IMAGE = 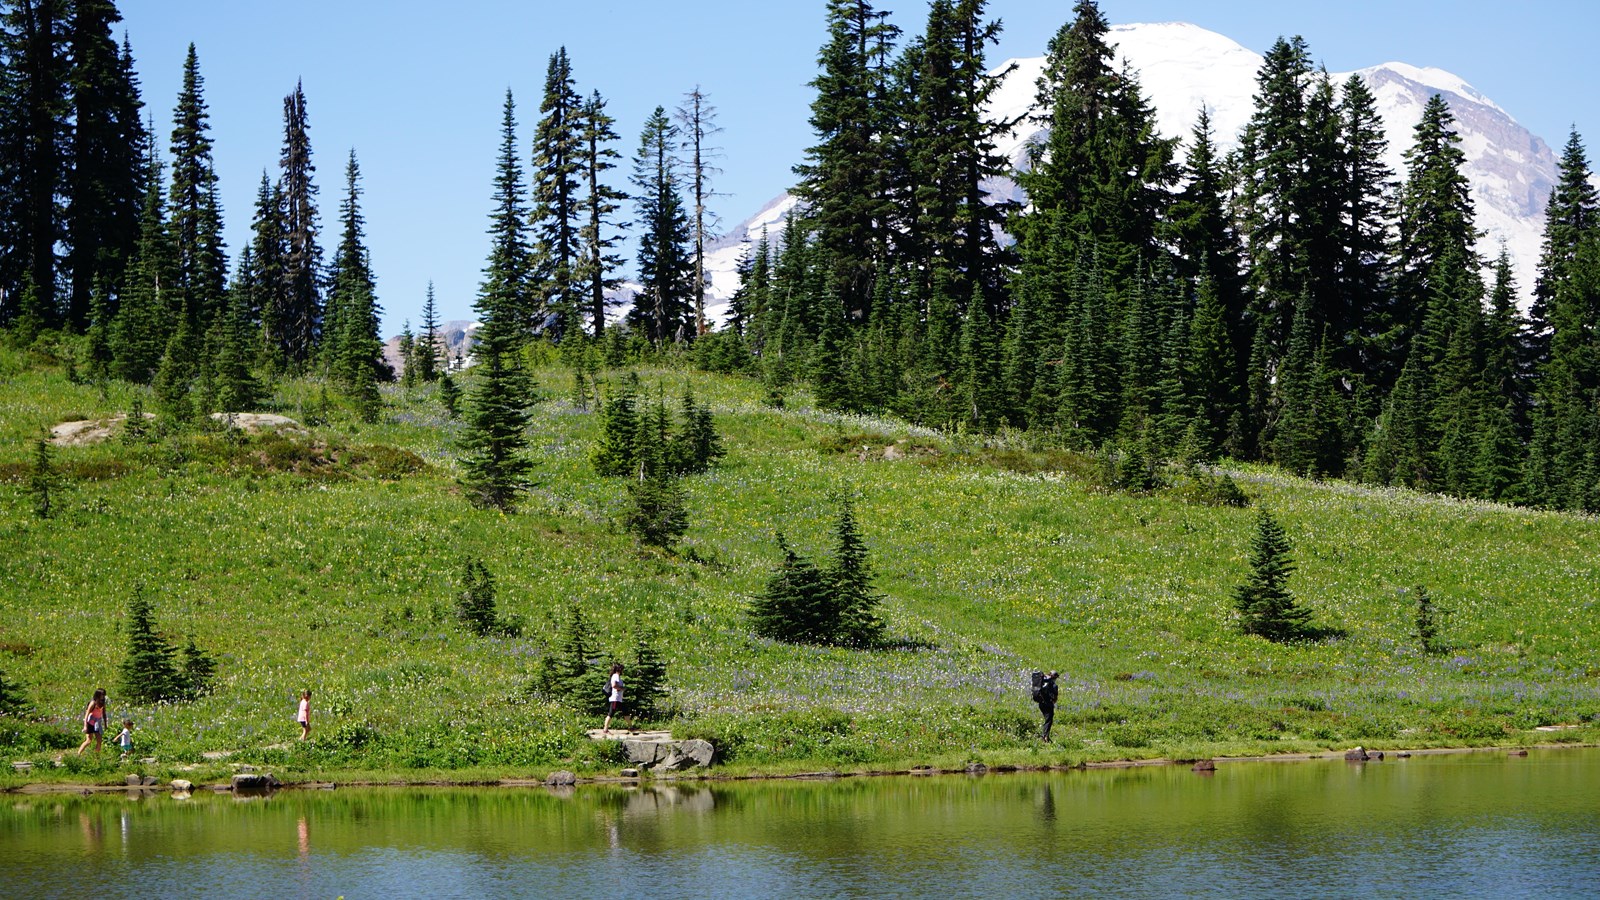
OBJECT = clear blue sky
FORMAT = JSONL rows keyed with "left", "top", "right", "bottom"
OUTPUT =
{"left": 116, "top": 1, "right": 1599, "bottom": 336}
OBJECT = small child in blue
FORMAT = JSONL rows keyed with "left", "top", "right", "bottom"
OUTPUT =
{"left": 114, "top": 720, "right": 134, "bottom": 759}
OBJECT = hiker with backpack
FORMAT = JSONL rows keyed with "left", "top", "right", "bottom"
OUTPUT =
{"left": 1031, "top": 670, "right": 1059, "bottom": 741}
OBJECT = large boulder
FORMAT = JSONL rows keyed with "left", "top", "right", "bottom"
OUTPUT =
{"left": 621, "top": 738, "right": 672, "bottom": 768}
{"left": 658, "top": 739, "right": 716, "bottom": 771}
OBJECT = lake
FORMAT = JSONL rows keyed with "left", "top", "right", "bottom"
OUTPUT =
{"left": 4, "top": 749, "right": 1598, "bottom": 898}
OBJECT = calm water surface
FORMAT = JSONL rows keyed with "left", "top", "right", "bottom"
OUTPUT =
{"left": 3, "top": 749, "right": 1598, "bottom": 898}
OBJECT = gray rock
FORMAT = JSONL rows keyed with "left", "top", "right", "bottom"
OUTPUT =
{"left": 170, "top": 779, "right": 194, "bottom": 792}
{"left": 619, "top": 768, "right": 641, "bottom": 778}
{"left": 621, "top": 738, "right": 670, "bottom": 767}
{"left": 1344, "top": 747, "right": 1369, "bottom": 761}
{"left": 659, "top": 739, "right": 716, "bottom": 771}
{"left": 1191, "top": 759, "right": 1217, "bottom": 772}
{"left": 966, "top": 763, "right": 989, "bottom": 775}
{"left": 12, "top": 760, "right": 32, "bottom": 772}
{"left": 125, "top": 774, "right": 143, "bottom": 786}
{"left": 546, "top": 770, "right": 577, "bottom": 786}
{"left": 231, "top": 773, "right": 280, "bottom": 792}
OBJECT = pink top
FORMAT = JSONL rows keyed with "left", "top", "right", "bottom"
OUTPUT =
{"left": 297, "top": 698, "right": 309, "bottom": 723}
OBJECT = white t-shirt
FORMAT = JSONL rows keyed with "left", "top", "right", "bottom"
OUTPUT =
{"left": 609, "top": 673, "right": 623, "bottom": 703}
{"left": 297, "top": 698, "right": 310, "bottom": 723}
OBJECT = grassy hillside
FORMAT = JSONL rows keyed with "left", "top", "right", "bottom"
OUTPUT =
{"left": 1, "top": 342, "right": 1596, "bottom": 784}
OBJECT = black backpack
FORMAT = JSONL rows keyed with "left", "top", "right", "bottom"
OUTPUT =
{"left": 1029, "top": 671, "right": 1045, "bottom": 703}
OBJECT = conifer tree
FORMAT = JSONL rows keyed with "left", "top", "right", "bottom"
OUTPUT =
{"left": 1233, "top": 509, "right": 1312, "bottom": 641}
{"left": 437, "top": 369, "right": 460, "bottom": 419}
{"left": 1395, "top": 94, "right": 1479, "bottom": 349}
{"left": 324, "top": 149, "right": 383, "bottom": 420}
{"left": 749, "top": 534, "right": 835, "bottom": 645}
{"left": 417, "top": 281, "right": 442, "bottom": 382}
{"left": 397, "top": 321, "right": 417, "bottom": 388}
{"left": 110, "top": 143, "right": 176, "bottom": 383}
{"left": 64, "top": 0, "right": 147, "bottom": 331}
{"left": 536, "top": 602, "right": 603, "bottom": 714}
{"left": 629, "top": 106, "right": 693, "bottom": 345}
{"left": 626, "top": 628, "right": 670, "bottom": 720}
{"left": 622, "top": 418, "right": 688, "bottom": 549}
{"left": 0, "top": 665, "right": 32, "bottom": 718}
{"left": 824, "top": 496, "right": 886, "bottom": 648}
{"left": 245, "top": 173, "right": 290, "bottom": 368}
{"left": 456, "top": 555, "right": 503, "bottom": 636}
{"left": 533, "top": 49, "right": 584, "bottom": 338}
{"left": 794, "top": 0, "right": 901, "bottom": 327}
{"left": 1019, "top": 1, "right": 1175, "bottom": 286}
{"left": 277, "top": 80, "right": 321, "bottom": 365}
{"left": 480, "top": 90, "right": 536, "bottom": 342}
{"left": 210, "top": 278, "right": 258, "bottom": 412}
{"left": 904, "top": 0, "right": 1013, "bottom": 313}
{"left": 167, "top": 44, "right": 227, "bottom": 334}
{"left": 26, "top": 433, "right": 57, "bottom": 519}
{"left": 676, "top": 87, "right": 721, "bottom": 336}
{"left": 0, "top": 0, "right": 70, "bottom": 329}
{"left": 119, "top": 586, "right": 183, "bottom": 704}
{"left": 576, "top": 89, "right": 626, "bottom": 337}
{"left": 1413, "top": 585, "right": 1443, "bottom": 654}
{"left": 177, "top": 635, "right": 217, "bottom": 697}
{"left": 1531, "top": 130, "right": 1599, "bottom": 359}
{"left": 591, "top": 372, "right": 640, "bottom": 477}
{"left": 458, "top": 340, "right": 535, "bottom": 511}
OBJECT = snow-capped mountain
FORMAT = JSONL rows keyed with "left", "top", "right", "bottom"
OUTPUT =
{"left": 701, "top": 21, "right": 1557, "bottom": 324}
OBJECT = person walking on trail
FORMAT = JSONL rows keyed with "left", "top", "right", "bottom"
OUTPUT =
{"left": 296, "top": 690, "right": 312, "bottom": 741}
{"left": 76, "top": 688, "right": 108, "bottom": 756}
{"left": 602, "top": 663, "right": 632, "bottom": 735}
{"left": 1034, "top": 671, "right": 1059, "bottom": 742}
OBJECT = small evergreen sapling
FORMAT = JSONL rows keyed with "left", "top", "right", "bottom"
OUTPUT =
{"left": 456, "top": 556, "right": 502, "bottom": 636}
{"left": 0, "top": 667, "right": 33, "bottom": 718}
{"left": 749, "top": 534, "right": 835, "bottom": 645}
{"left": 825, "top": 497, "right": 886, "bottom": 648}
{"left": 627, "top": 628, "right": 670, "bottom": 721}
{"left": 1233, "top": 510, "right": 1314, "bottom": 641}
{"left": 438, "top": 371, "right": 461, "bottom": 418}
{"left": 178, "top": 636, "right": 218, "bottom": 697}
{"left": 1414, "top": 585, "right": 1444, "bottom": 654}
{"left": 119, "top": 587, "right": 184, "bottom": 704}
{"left": 536, "top": 603, "right": 605, "bottom": 714}
{"left": 27, "top": 435, "right": 58, "bottom": 519}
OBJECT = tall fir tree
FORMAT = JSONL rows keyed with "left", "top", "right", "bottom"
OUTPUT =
{"left": 479, "top": 90, "right": 535, "bottom": 346}
{"left": 628, "top": 105, "right": 693, "bottom": 345}
{"left": 324, "top": 149, "right": 383, "bottom": 419}
{"left": 576, "top": 89, "right": 626, "bottom": 338}
{"left": 676, "top": 86, "right": 720, "bottom": 336}
{"left": 794, "top": 0, "right": 901, "bottom": 328}
{"left": 277, "top": 79, "right": 321, "bottom": 366}
{"left": 110, "top": 143, "right": 174, "bottom": 383}
{"left": 417, "top": 280, "right": 442, "bottom": 382}
{"left": 167, "top": 44, "right": 226, "bottom": 334}
{"left": 532, "top": 48, "right": 584, "bottom": 338}
{"left": 0, "top": 0, "right": 69, "bottom": 329}
{"left": 64, "top": 0, "right": 146, "bottom": 331}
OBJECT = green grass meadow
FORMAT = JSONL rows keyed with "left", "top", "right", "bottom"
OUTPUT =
{"left": 1, "top": 342, "right": 1597, "bottom": 785}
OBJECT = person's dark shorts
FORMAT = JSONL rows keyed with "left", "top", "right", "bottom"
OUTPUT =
{"left": 609, "top": 700, "right": 621, "bottom": 713}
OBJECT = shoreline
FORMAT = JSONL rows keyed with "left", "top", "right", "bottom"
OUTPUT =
{"left": 10, "top": 741, "right": 1596, "bottom": 796}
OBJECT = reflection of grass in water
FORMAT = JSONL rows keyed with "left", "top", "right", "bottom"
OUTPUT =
{"left": 1, "top": 341, "right": 1597, "bottom": 782}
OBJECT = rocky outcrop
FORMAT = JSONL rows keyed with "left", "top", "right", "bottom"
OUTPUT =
{"left": 546, "top": 771, "right": 577, "bottom": 786}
